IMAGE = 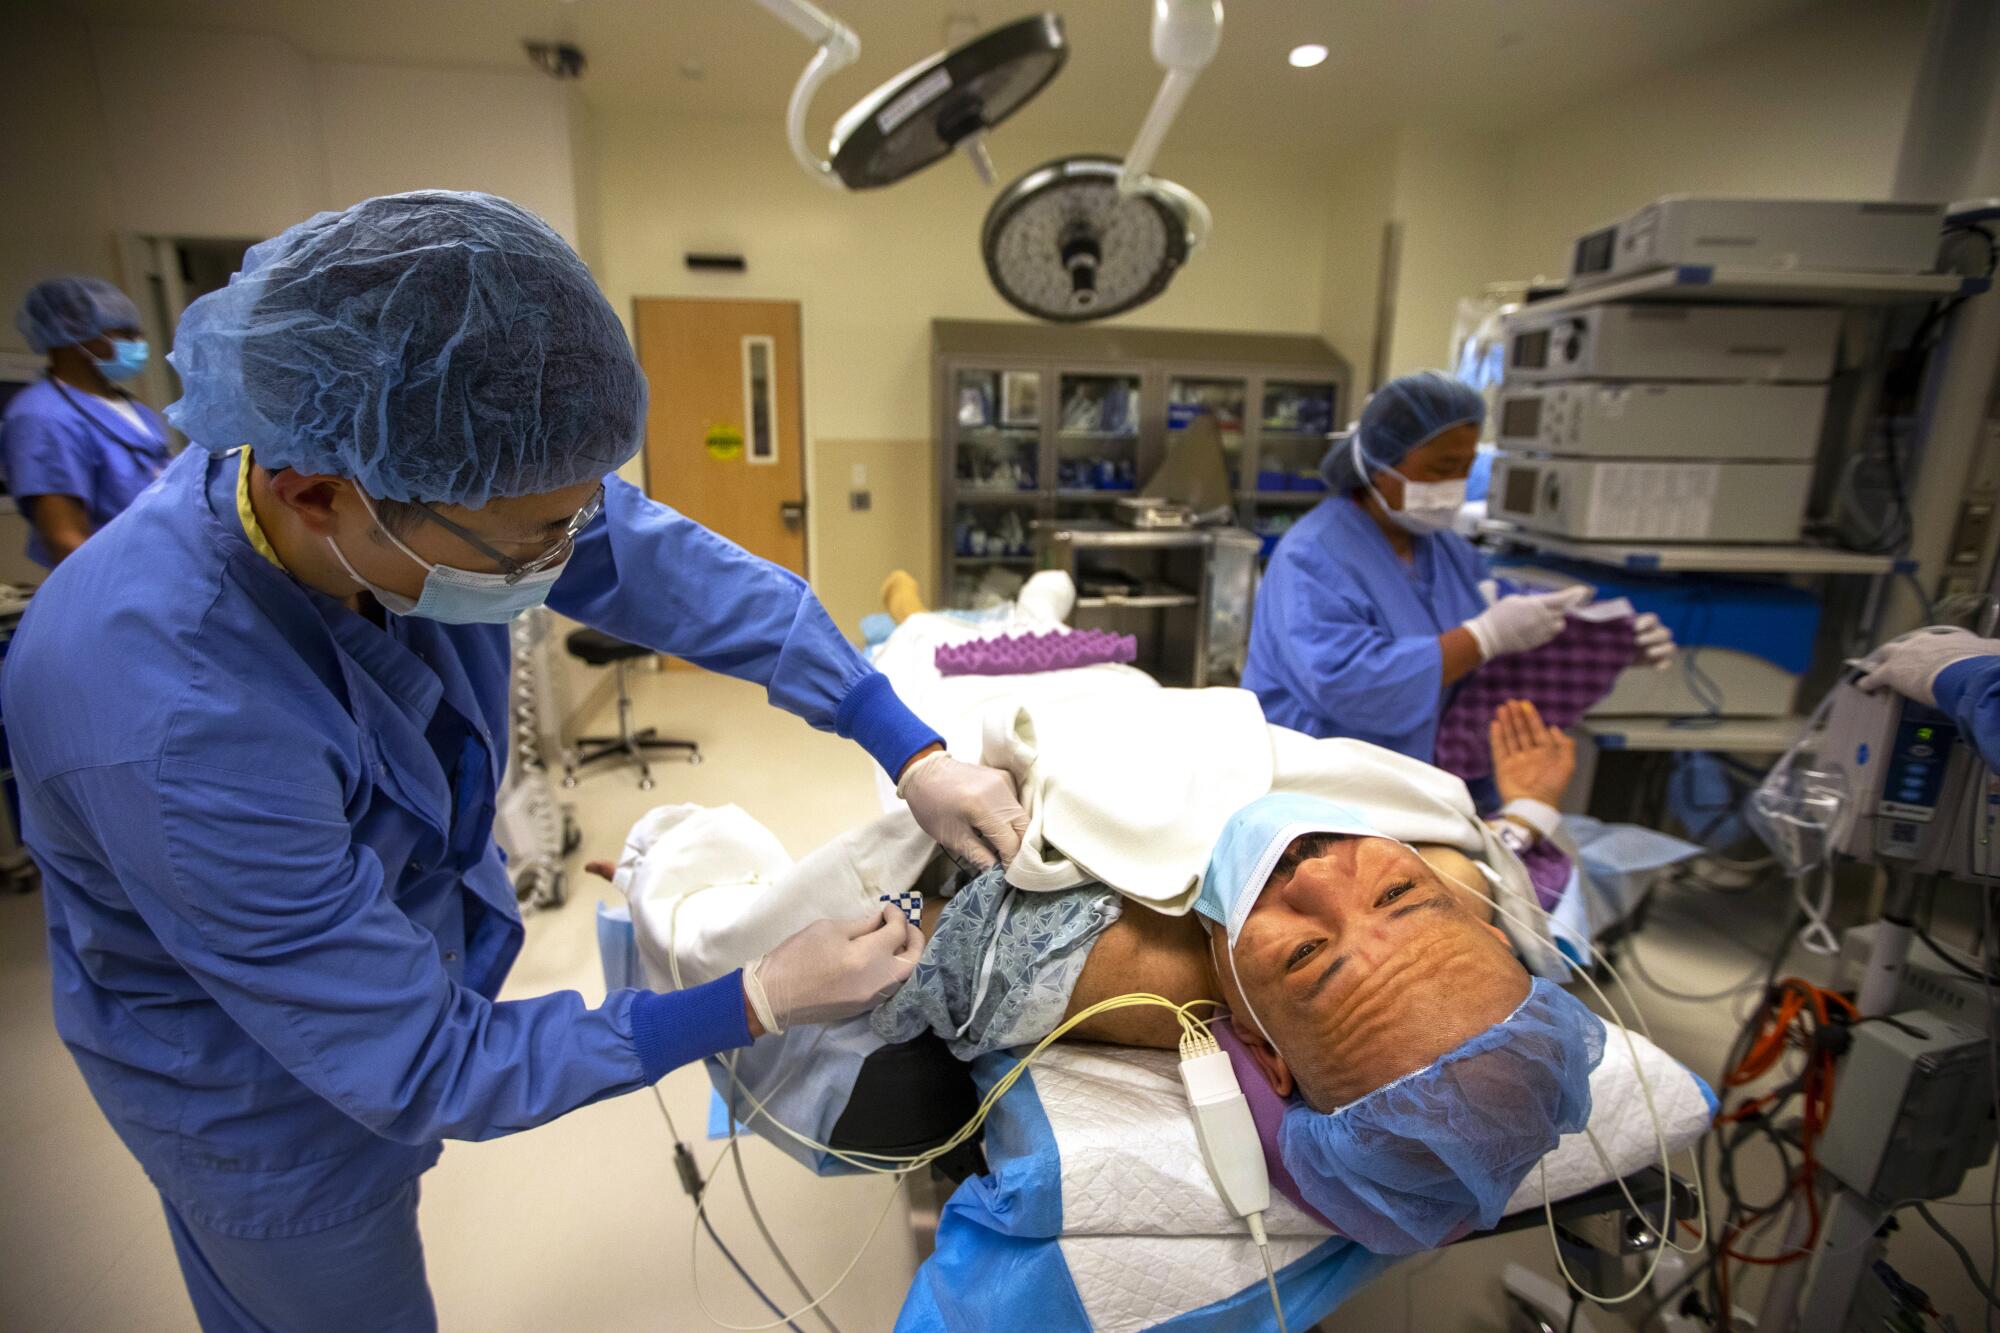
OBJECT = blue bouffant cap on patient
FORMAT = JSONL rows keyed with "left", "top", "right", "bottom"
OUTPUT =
{"left": 16, "top": 276, "right": 142, "bottom": 354}
{"left": 1319, "top": 370, "right": 1485, "bottom": 492}
{"left": 1278, "top": 976, "right": 1604, "bottom": 1254}
{"left": 166, "top": 190, "right": 646, "bottom": 508}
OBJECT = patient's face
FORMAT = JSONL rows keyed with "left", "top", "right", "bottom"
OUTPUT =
{"left": 1217, "top": 835, "right": 1531, "bottom": 1112}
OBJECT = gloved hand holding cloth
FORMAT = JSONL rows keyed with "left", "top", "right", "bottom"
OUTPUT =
{"left": 1462, "top": 585, "right": 1594, "bottom": 662}
{"left": 744, "top": 905, "right": 925, "bottom": 1035}
{"left": 897, "top": 749, "right": 1031, "bottom": 870}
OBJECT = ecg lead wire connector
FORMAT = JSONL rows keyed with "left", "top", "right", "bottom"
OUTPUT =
{"left": 1178, "top": 1035, "right": 1272, "bottom": 1225}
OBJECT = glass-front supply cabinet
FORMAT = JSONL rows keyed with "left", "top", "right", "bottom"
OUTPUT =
{"left": 1253, "top": 379, "right": 1339, "bottom": 494}
{"left": 1055, "top": 372, "right": 1141, "bottom": 496}
{"left": 933, "top": 323, "right": 1352, "bottom": 596}
{"left": 950, "top": 367, "right": 1041, "bottom": 600}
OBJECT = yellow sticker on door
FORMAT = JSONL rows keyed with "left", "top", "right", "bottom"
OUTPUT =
{"left": 704, "top": 422, "right": 745, "bottom": 460}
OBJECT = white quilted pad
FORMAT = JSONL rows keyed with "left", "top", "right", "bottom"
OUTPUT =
{"left": 1028, "top": 1020, "right": 1712, "bottom": 1330}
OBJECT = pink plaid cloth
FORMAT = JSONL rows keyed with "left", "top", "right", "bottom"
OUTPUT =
{"left": 1433, "top": 613, "right": 1639, "bottom": 783}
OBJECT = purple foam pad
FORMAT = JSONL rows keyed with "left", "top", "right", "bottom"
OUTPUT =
{"left": 935, "top": 628, "right": 1138, "bottom": 677}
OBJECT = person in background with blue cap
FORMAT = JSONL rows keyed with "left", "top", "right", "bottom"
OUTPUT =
{"left": 3, "top": 275, "right": 170, "bottom": 566}
{"left": 1192, "top": 793, "right": 1604, "bottom": 1253}
{"left": 1243, "top": 370, "right": 1673, "bottom": 821}
{"left": 2, "top": 191, "right": 1025, "bottom": 1332}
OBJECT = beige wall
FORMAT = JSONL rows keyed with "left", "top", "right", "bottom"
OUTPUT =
{"left": 1498, "top": 0, "right": 1928, "bottom": 282}
{"left": 809, "top": 439, "right": 936, "bottom": 636}
{"left": 1, "top": 10, "right": 127, "bottom": 356}
{"left": 0, "top": 17, "right": 590, "bottom": 362}
{"left": 1323, "top": 0, "right": 1929, "bottom": 398}
{"left": 1382, "top": 127, "right": 1510, "bottom": 379}
{"left": 315, "top": 64, "right": 582, "bottom": 243}
{"left": 1317, "top": 137, "right": 1397, "bottom": 396}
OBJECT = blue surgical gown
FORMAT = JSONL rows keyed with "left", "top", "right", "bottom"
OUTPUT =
{"left": 1242, "top": 495, "right": 1488, "bottom": 764}
{"left": 1935, "top": 656, "right": 2000, "bottom": 772}
{"left": 0, "top": 376, "right": 170, "bottom": 566}
{"left": 2, "top": 447, "right": 941, "bottom": 1239}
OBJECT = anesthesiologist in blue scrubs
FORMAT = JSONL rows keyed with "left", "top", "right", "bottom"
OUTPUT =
{"left": 1242, "top": 371, "right": 1674, "bottom": 799}
{"left": 2, "top": 191, "right": 1027, "bottom": 1333}
{"left": 1861, "top": 626, "right": 2000, "bottom": 769}
{"left": 2, "top": 275, "right": 171, "bottom": 566}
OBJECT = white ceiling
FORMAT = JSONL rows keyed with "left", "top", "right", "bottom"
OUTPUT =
{"left": 78, "top": 0, "right": 1824, "bottom": 153}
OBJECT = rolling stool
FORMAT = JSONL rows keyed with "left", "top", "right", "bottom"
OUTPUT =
{"left": 561, "top": 628, "right": 700, "bottom": 790}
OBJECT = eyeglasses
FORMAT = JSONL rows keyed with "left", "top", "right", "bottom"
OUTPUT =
{"left": 407, "top": 483, "right": 605, "bottom": 584}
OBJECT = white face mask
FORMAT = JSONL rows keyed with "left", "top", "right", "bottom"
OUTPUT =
{"left": 1353, "top": 437, "right": 1465, "bottom": 535}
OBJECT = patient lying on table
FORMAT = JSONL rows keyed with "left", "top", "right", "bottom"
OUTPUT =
{"left": 607, "top": 663, "right": 1599, "bottom": 1254}
{"left": 870, "top": 791, "right": 1601, "bottom": 1251}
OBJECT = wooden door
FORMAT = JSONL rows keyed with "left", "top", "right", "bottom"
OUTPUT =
{"left": 633, "top": 298, "right": 807, "bottom": 575}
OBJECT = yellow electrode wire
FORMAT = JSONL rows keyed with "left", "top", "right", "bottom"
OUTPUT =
{"left": 690, "top": 992, "right": 1222, "bottom": 1331}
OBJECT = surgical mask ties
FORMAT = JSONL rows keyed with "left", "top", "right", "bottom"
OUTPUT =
{"left": 330, "top": 492, "right": 568, "bottom": 624}
{"left": 1353, "top": 437, "right": 1465, "bottom": 535}
{"left": 94, "top": 338, "right": 150, "bottom": 383}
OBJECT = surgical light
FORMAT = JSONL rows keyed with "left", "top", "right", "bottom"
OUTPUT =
{"left": 752, "top": 0, "right": 1067, "bottom": 190}
{"left": 982, "top": 0, "right": 1223, "bottom": 323}
{"left": 982, "top": 156, "right": 1199, "bottom": 321}
{"left": 1287, "top": 43, "right": 1327, "bottom": 68}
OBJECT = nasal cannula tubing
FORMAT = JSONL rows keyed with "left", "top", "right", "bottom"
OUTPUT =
{"left": 654, "top": 838, "right": 1700, "bottom": 1328}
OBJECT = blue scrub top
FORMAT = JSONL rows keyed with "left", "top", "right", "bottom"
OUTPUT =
{"left": 2, "top": 447, "right": 941, "bottom": 1238}
{"left": 1936, "top": 656, "right": 2000, "bottom": 773}
{"left": 1242, "top": 494, "right": 1488, "bottom": 764}
{"left": 0, "top": 376, "right": 171, "bottom": 566}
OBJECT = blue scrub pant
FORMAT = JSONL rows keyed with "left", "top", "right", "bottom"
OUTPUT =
{"left": 161, "top": 1181, "right": 437, "bottom": 1332}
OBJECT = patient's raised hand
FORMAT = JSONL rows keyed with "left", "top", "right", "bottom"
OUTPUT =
{"left": 1489, "top": 699, "right": 1574, "bottom": 807}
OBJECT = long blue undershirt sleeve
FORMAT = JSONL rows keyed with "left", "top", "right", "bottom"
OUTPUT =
{"left": 55, "top": 756, "right": 752, "bottom": 1146}
{"left": 550, "top": 476, "right": 939, "bottom": 776}
{"left": 1933, "top": 656, "right": 2000, "bottom": 771}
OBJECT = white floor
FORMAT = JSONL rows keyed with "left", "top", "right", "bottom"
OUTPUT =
{"left": 2, "top": 668, "right": 1993, "bottom": 1331}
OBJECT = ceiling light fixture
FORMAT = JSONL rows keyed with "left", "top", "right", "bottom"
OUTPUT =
{"left": 1287, "top": 43, "right": 1327, "bottom": 68}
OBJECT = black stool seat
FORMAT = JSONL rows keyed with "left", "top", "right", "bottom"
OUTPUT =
{"left": 566, "top": 627, "right": 652, "bottom": 667}
{"left": 560, "top": 627, "right": 699, "bottom": 790}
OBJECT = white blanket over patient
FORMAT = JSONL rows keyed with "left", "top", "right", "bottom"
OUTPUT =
{"left": 977, "top": 686, "right": 1565, "bottom": 975}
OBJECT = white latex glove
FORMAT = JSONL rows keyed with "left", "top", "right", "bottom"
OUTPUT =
{"left": 1857, "top": 626, "right": 2000, "bottom": 707}
{"left": 1462, "top": 585, "right": 1594, "bottom": 662}
{"left": 742, "top": 905, "right": 924, "bottom": 1035}
{"left": 1633, "top": 611, "right": 1676, "bottom": 669}
{"left": 897, "top": 750, "right": 1030, "bottom": 870}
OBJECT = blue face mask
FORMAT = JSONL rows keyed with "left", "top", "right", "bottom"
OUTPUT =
{"left": 94, "top": 338, "right": 150, "bottom": 383}
{"left": 327, "top": 490, "right": 566, "bottom": 624}
{"left": 1276, "top": 976, "right": 1605, "bottom": 1254}
{"left": 1194, "top": 793, "right": 1384, "bottom": 1042}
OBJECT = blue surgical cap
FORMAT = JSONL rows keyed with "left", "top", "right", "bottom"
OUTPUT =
{"left": 166, "top": 190, "right": 646, "bottom": 508}
{"left": 1278, "top": 976, "right": 1604, "bottom": 1254}
{"left": 1319, "top": 370, "right": 1485, "bottom": 492}
{"left": 16, "top": 276, "right": 142, "bottom": 355}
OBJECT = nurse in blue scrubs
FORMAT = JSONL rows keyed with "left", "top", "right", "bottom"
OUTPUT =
{"left": 3, "top": 276, "right": 170, "bottom": 566}
{"left": 2, "top": 192, "right": 1026, "bottom": 1332}
{"left": 1242, "top": 372, "right": 1672, "bottom": 794}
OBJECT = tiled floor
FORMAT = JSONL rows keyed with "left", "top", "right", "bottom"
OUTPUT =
{"left": 2, "top": 668, "right": 1991, "bottom": 1329}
